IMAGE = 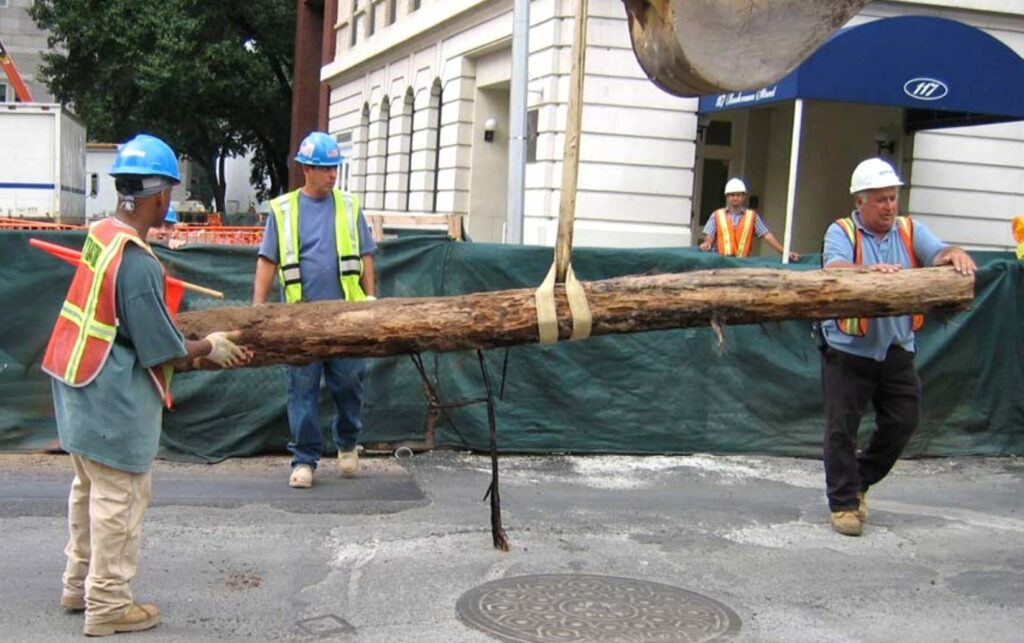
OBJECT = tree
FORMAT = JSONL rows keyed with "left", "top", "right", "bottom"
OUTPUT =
{"left": 31, "top": 0, "right": 295, "bottom": 212}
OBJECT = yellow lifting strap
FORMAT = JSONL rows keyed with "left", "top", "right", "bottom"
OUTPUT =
{"left": 534, "top": 262, "right": 592, "bottom": 345}
{"left": 533, "top": 0, "right": 592, "bottom": 346}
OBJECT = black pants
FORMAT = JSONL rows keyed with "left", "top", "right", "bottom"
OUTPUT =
{"left": 820, "top": 345, "right": 921, "bottom": 511}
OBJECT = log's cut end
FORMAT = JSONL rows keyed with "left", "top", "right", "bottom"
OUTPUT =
{"left": 622, "top": 0, "right": 869, "bottom": 96}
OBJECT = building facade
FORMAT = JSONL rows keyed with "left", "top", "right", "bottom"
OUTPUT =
{"left": 320, "top": 0, "right": 1023, "bottom": 251}
{"left": 0, "top": 0, "right": 55, "bottom": 103}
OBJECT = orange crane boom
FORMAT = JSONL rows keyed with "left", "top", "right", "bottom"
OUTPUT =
{"left": 0, "top": 36, "right": 35, "bottom": 102}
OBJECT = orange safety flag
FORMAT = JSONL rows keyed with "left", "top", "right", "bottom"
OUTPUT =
{"left": 29, "top": 237, "right": 186, "bottom": 318}
{"left": 1013, "top": 216, "right": 1024, "bottom": 260}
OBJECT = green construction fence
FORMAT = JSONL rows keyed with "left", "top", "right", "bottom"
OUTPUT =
{"left": 1, "top": 230, "right": 1021, "bottom": 460}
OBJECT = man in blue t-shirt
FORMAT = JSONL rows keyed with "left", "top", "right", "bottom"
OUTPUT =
{"left": 253, "top": 131, "right": 378, "bottom": 489}
{"left": 48, "top": 134, "right": 250, "bottom": 636}
{"left": 819, "top": 158, "right": 975, "bottom": 537}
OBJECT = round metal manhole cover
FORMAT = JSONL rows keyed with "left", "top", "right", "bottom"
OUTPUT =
{"left": 457, "top": 573, "right": 741, "bottom": 642}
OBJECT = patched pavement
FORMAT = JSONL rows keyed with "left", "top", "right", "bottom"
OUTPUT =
{"left": 0, "top": 452, "right": 1020, "bottom": 642}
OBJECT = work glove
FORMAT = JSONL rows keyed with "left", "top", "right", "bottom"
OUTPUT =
{"left": 202, "top": 331, "right": 248, "bottom": 368}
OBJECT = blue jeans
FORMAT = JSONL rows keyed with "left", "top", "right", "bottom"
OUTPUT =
{"left": 286, "top": 358, "right": 367, "bottom": 469}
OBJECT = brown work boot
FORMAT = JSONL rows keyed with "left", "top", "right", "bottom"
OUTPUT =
{"left": 830, "top": 510, "right": 863, "bottom": 536}
{"left": 337, "top": 449, "right": 359, "bottom": 477}
{"left": 83, "top": 603, "right": 159, "bottom": 637}
{"left": 289, "top": 464, "right": 313, "bottom": 488}
{"left": 857, "top": 491, "right": 868, "bottom": 523}
{"left": 60, "top": 593, "right": 85, "bottom": 612}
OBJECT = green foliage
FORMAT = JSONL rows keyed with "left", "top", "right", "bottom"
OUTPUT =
{"left": 31, "top": 0, "right": 295, "bottom": 210}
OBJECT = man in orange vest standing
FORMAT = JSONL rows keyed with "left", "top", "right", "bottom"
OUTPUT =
{"left": 699, "top": 178, "right": 799, "bottom": 261}
{"left": 819, "top": 157, "right": 975, "bottom": 537}
{"left": 42, "top": 133, "right": 251, "bottom": 636}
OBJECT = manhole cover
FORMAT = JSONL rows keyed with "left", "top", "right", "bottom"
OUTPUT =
{"left": 457, "top": 573, "right": 741, "bottom": 642}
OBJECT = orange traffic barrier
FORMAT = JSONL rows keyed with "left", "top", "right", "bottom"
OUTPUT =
{"left": 148, "top": 225, "right": 264, "bottom": 248}
{"left": 0, "top": 217, "right": 84, "bottom": 231}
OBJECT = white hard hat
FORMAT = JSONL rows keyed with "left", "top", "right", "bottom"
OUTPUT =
{"left": 724, "top": 178, "right": 747, "bottom": 195}
{"left": 849, "top": 158, "right": 904, "bottom": 195}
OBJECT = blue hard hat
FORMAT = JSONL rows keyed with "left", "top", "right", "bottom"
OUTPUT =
{"left": 294, "top": 131, "right": 342, "bottom": 166}
{"left": 110, "top": 134, "right": 181, "bottom": 183}
{"left": 164, "top": 205, "right": 178, "bottom": 224}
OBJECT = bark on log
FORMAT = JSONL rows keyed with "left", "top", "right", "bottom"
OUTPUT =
{"left": 177, "top": 267, "right": 974, "bottom": 367}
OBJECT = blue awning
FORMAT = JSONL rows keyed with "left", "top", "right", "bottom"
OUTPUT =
{"left": 698, "top": 16, "right": 1024, "bottom": 121}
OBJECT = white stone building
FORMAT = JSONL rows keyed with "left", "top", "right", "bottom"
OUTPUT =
{"left": 321, "top": 0, "right": 1024, "bottom": 252}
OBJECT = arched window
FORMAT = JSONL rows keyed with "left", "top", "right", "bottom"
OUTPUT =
{"left": 404, "top": 87, "right": 415, "bottom": 211}
{"left": 351, "top": 103, "right": 370, "bottom": 198}
{"left": 364, "top": 98, "right": 389, "bottom": 210}
{"left": 431, "top": 79, "right": 443, "bottom": 212}
{"left": 380, "top": 96, "right": 391, "bottom": 210}
{"left": 385, "top": 88, "right": 413, "bottom": 211}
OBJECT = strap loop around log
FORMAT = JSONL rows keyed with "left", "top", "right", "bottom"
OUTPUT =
{"left": 534, "top": 262, "right": 593, "bottom": 344}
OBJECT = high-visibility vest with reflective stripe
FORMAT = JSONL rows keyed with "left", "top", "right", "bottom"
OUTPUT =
{"left": 42, "top": 218, "right": 174, "bottom": 407}
{"left": 714, "top": 209, "right": 756, "bottom": 257}
{"left": 270, "top": 188, "right": 366, "bottom": 303}
{"left": 834, "top": 215, "right": 924, "bottom": 336}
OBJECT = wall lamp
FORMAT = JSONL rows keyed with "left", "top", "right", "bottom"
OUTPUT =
{"left": 873, "top": 128, "right": 896, "bottom": 156}
{"left": 483, "top": 117, "right": 498, "bottom": 142}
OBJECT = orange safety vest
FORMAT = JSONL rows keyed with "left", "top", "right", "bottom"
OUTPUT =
{"left": 834, "top": 215, "right": 924, "bottom": 336}
{"left": 42, "top": 218, "right": 175, "bottom": 408}
{"left": 714, "top": 208, "right": 756, "bottom": 257}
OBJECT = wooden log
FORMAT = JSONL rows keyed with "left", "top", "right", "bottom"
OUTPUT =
{"left": 622, "top": 0, "right": 869, "bottom": 96}
{"left": 177, "top": 267, "right": 974, "bottom": 367}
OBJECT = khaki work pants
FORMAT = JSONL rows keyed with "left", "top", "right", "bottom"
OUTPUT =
{"left": 62, "top": 454, "right": 152, "bottom": 624}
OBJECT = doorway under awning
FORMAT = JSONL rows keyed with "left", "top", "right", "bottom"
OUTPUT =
{"left": 696, "top": 15, "right": 1024, "bottom": 259}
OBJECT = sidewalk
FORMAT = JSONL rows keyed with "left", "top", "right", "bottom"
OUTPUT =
{"left": 0, "top": 452, "right": 1020, "bottom": 642}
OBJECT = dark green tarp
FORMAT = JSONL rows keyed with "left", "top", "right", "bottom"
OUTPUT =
{"left": 1, "top": 230, "right": 1021, "bottom": 459}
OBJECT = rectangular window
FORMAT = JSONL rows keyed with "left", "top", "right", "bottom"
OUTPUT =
{"left": 411, "top": 0, "right": 421, "bottom": 11}
{"left": 388, "top": 0, "right": 397, "bottom": 24}
{"left": 705, "top": 120, "right": 732, "bottom": 147}
{"left": 526, "top": 109, "right": 539, "bottom": 163}
{"left": 369, "top": 2, "right": 376, "bottom": 36}
{"left": 351, "top": 12, "right": 364, "bottom": 46}
{"left": 0, "top": 83, "right": 8, "bottom": 103}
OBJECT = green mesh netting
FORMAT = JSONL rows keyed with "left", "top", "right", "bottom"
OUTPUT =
{"left": 2, "top": 230, "right": 1021, "bottom": 460}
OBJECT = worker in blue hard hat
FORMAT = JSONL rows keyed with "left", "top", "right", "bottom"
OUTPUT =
{"left": 43, "top": 133, "right": 251, "bottom": 635}
{"left": 252, "top": 130, "right": 378, "bottom": 489}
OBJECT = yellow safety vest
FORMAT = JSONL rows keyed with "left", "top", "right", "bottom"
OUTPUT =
{"left": 270, "top": 188, "right": 366, "bottom": 303}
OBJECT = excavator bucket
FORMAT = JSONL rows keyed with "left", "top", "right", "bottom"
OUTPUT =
{"left": 622, "top": 0, "right": 869, "bottom": 97}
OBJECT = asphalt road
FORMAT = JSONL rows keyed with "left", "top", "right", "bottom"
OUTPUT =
{"left": 0, "top": 452, "right": 1020, "bottom": 642}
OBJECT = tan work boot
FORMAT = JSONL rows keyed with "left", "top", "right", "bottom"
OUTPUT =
{"left": 337, "top": 449, "right": 359, "bottom": 477}
{"left": 61, "top": 593, "right": 85, "bottom": 612}
{"left": 83, "top": 603, "right": 159, "bottom": 637}
{"left": 857, "top": 491, "right": 868, "bottom": 523}
{"left": 289, "top": 464, "right": 314, "bottom": 488}
{"left": 830, "top": 510, "right": 863, "bottom": 536}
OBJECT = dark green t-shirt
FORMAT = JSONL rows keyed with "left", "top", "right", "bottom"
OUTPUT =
{"left": 53, "top": 244, "right": 187, "bottom": 473}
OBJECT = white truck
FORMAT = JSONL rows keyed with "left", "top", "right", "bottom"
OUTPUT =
{"left": 0, "top": 103, "right": 87, "bottom": 224}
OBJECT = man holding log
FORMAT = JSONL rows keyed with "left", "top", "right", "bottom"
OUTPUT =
{"left": 43, "top": 134, "right": 251, "bottom": 636}
{"left": 819, "top": 157, "right": 976, "bottom": 537}
{"left": 252, "top": 131, "right": 377, "bottom": 489}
